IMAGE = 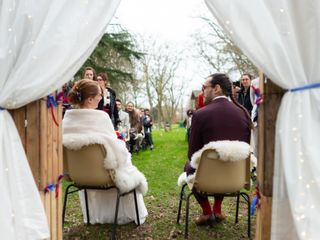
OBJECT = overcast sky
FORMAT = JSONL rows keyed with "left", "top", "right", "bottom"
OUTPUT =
{"left": 109, "top": 0, "right": 214, "bottom": 104}
{"left": 113, "top": 0, "right": 208, "bottom": 42}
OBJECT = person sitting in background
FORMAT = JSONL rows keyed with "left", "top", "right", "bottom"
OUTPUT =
{"left": 116, "top": 98, "right": 130, "bottom": 141}
{"left": 126, "top": 102, "right": 144, "bottom": 153}
{"left": 95, "top": 73, "right": 119, "bottom": 129}
{"left": 63, "top": 79, "right": 148, "bottom": 225}
{"left": 142, "top": 108, "right": 154, "bottom": 150}
{"left": 184, "top": 73, "right": 251, "bottom": 225}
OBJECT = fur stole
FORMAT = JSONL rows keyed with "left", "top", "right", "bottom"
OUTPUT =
{"left": 178, "top": 140, "right": 251, "bottom": 186}
{"left": 63, "top": 109, "right": 148, "bottom": 195}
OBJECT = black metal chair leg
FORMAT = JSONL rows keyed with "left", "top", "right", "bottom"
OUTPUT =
{"left": 241, "top": 192, "right": 251, "bottom": 238}
{"left": 235, "top": 192, "right": 240, "bottom": 224}
{"left": 84, "top": 189, "right": 90, "bottom": 224}
{"left": 184, "top": 192, "right": 193, "bottom": 239}
{"left": 112, "top": 189, "right": 121, "bottom": 240}
{"left": 62, "top": 184, "right": 74, "bottom": 225}
{"left": 133, "top": 189, "right": 140, "bottom": 226}
{"left": 177, "top": 184, "right": 187, "bottom": 224}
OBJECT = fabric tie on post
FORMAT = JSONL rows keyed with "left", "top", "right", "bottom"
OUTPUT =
{"left": 47, "top": 95, "right": 59, "bottom": 127}
{"left": 289, "top": 82, "right": 320, "bottom": 92}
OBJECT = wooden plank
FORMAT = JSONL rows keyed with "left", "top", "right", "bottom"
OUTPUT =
{"left": 257, "top": 73, "right": 265, "bottom": 194}
{"left": 10, "top": 107, "right": 27, "bottom": 149}
{"left": 39, "top": 97, "right": 51, "bottom": 235}
{"left": 47, "top": 96, "right": 54, "bottom": 239}
{"left": 57, "top": 103, "right": 63, "bottom": 240}
{"left": 40, "top": 98, "right": 48, "bottom": 189}
{"left": 256, "top": 74, "right": 285, "bottom": 240}
{"left": 10, "top": 97, "right": 64, "bottom": 239}
{"left": 255, "top": 194, "right": 273, "bottom": 240}
{"left": 26, "top": 101, "right": 40, "bottom": 187}
{"left": 259, "top": 78, "right": 285, "bottom": 196}
{"left": 51, "top": 98, "right": 59, "bottom": 240}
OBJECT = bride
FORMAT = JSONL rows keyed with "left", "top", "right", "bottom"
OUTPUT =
{"left": 63, "top": 79, "right": 148, "bottom": 224}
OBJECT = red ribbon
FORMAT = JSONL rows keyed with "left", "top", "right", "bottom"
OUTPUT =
{"left": 44, "top": 174, "right": 64, "bottom": 198}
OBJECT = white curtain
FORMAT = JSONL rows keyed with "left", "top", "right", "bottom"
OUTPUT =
{"left": 0, "top": 0, "right": 120, "bottom": 239}
{"left": 204, "top": 0, "right": 320, "bottom": 239}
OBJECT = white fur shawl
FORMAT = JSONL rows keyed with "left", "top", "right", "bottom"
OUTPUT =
{"left": 177, "top": 140, "right": 251, "bottom": 186}
{"left": 63, "top": 109, "right": 148, "bottom": 195}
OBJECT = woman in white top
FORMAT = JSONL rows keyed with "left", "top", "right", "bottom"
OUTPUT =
{"left": 63, "top": 79, "right": 148, "bottom": 224}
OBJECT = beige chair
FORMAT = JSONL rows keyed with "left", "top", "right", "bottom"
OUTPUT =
{"left": 62, "top": 144, "right": 140, "bottom": 240}
{"left": 177, "top": 148, "right": 251, "bottom": 239}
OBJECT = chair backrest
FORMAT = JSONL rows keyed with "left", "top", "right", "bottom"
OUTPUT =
{"left": 193, "top": 149, "right": 250, "bottom": 194}
{"left": 63, "top": 144, "right": 114, "bottom": 187}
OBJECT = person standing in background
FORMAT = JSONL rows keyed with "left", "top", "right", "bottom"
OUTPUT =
{"left": 185, "top": 109, "right": 193, "bottom": 142}
{"left": 96, "top": 73, "right": 119, "bottom": 129}
{"left": 143, "top": 109, "right": 154, "bottom": 150}
{"left": 237, "top": 73, "right": 253, "bottom": 116}
{"left": 83, "top": 67, "right": 96, "bottom": 81}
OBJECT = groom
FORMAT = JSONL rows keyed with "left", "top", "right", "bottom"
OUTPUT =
{"left": 184, "top": 73, "right": 251, "bottom": 225}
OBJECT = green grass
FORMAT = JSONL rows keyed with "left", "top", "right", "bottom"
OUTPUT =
{"left": 63, "top": 126, "right": 255, "bottom": 239}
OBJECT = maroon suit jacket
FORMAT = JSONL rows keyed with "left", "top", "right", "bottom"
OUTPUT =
{"left": 185, "top": 97, "right": 251, "bottom": 174}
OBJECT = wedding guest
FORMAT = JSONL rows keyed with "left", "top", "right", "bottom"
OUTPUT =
{"left": 142, "top": 108, "right": 154, "bottom": 150}
{"left": 126, "top": 102, "right": 144, "bottom": 153}
{"left": 96, "top": 73, "right": 119, "bottom": 129}
{"left": 83, "top": 66, "right": 97, "bottom": 81}
{"left": 184, "top": 73, "right": 251, "bottom": 225}
{"left": 63, "top": 79, "right": 148, "bottom": 224}
{"left": 116, "top": 98, "right": 130, "bottom": 140}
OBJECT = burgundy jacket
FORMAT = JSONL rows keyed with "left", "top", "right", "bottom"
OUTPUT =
{"left": 185, "top": 97, "right": 251, "bottom": 175}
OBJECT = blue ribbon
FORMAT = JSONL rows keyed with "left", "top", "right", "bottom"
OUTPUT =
{"left": 289, "top": 82, "right": 320, "bottom": 92}
{"left": 0, "top": 107, "right": 5, "bottom": 110}
{"left": 47, "top": 95, "right": 57, "bottom": 108}
{"left": 250, "top": 195, "right": 258, "bottom": 215}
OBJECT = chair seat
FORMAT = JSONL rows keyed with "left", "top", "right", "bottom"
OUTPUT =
{"left": 176, "top": 142, "right": 252, "bottom": 239}
{"left": 63, "top": 144, "right": 141, "bottom": 240}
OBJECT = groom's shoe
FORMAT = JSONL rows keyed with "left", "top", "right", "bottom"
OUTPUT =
{"left": 214, "top": 213, "right": 226, "bottom": 223}
{"left": 194, "top": 214, "right": 216, "bottom": 226}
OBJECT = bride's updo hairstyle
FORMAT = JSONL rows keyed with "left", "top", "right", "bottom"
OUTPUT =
{"left": 68, "top": 79, "right": 100, "bottom": 106}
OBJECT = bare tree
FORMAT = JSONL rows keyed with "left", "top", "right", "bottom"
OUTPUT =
{"left": 193, "top": 17, "right": 258, "bottom": 78}
{"left": 163, "top": 78, "right": 186, "bottom": 124}
{"left": 134, "top": 37, "right": 183, "bottom": 125}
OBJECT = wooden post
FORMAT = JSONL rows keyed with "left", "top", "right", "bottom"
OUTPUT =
{"left": 10, "top": 95, "right": 63, "bottom": 240}
{"left": 255, "top": 73, "right": 285, "bottom": 240}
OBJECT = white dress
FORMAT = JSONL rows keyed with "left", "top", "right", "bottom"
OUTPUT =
{"left": 63, "top": 109, "right": 148, "bottom": 225}
{"left": 79, "top": 188, "right": 147, "bottom": 224}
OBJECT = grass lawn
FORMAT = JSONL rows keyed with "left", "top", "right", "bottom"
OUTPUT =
{"left": 63, "top": 126, "right": 256, "bottom": 239}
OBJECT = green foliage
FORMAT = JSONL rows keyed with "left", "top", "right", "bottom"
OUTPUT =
{"left": 74, "top": 26, "right": 144, "bottom": 84}
{"left": 63, "top": 126, "right": 255, "bottom": 239}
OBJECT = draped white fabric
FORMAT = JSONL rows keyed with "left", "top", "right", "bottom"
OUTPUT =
{"left": 0, "top": 0, "right": 120, "bottom": 239}
{"left": 204, "top": 0, "right": 320, "bottom": 239}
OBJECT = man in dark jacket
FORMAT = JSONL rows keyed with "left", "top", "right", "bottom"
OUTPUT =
{"left": 185, "top": 73, "right": 251, "bottom": 225}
